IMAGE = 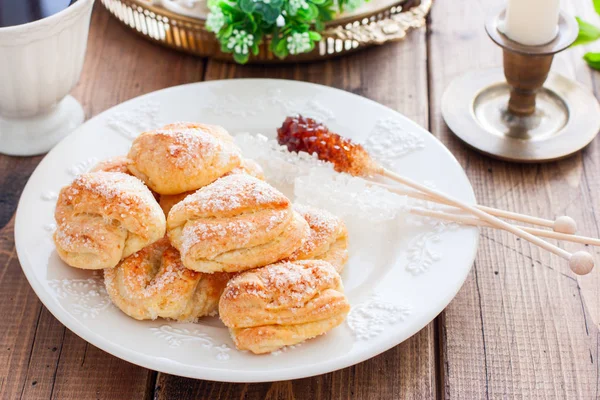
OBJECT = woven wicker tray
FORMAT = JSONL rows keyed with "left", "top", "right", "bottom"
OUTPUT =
{"left": 99, "top": 0, "right": 431, "bottom": 62}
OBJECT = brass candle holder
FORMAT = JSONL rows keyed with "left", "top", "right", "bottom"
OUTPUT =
{"left": 442, "top": 10, "right": 600, "bottom": 162}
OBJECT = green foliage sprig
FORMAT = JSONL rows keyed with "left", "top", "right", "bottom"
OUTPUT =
{"left": 574, "top": 0, "right": 600, "bottom": 70}
{"left": 205, "top": 0, "right": 367, "bottom": 63}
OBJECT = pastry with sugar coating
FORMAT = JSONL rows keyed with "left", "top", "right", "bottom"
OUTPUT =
{"left": 92, "top": 156, "right": 160, "bottom": 200}
{"left": 127, "top": 122, "right": 242, "bottom": 195}
{"left": 167, "top": 174, "right": 309, "bottom": 273}
{"left": 286, "top": 204, "right": 348, "bottom": 273}
{"left": 158, "top": 158, "right": 265, "bottom": 216}
{"left": 219, "top": 260, "right": 350, "bottom": 354}
{"left": 105, "top": 238, "right": 230, "bottom": 321}
{"left": 53, "top": 172, "right": 166, "bottom": 270}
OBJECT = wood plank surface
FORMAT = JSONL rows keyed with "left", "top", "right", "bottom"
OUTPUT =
{"left": 428, "top": 0, "right": 600, "bottom": 398}
{"left": 1, "top": 0, "right": 600, "bottom": 399}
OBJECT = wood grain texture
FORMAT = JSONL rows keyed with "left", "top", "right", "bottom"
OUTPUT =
{"left": 563, "top": 0, "right": 600, "bottom": 346}
{"left": 428, "top": 0, "right": 600, "bottom": 398}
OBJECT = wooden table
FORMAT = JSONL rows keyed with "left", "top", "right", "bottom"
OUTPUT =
{"left": 2, "top": 1, "right": 600, "bottom": 398}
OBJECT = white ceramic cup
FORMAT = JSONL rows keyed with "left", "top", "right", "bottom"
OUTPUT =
{"left": 0, "top": 0, "right": 95, "bottom": 156}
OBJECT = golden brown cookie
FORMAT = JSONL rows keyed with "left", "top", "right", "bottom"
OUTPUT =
{"left": 105, "top": 238, "right": 231, "bottom": 321}
{"left": 127, "top": 122, "right": 242, "bottom": 195}
{"left": 158, "top": 158, "right": 265, "bottom": 216}
{"left": 219, "top": 260, "right": 350, "bottom": 354}
{"left": 167, "top": 174, "right": 309, "bottom": 273}
{"left": 53, "top": 172, "right": 166, "bottom": 270}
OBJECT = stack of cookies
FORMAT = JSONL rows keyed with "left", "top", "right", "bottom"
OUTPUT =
{"left": 52, "top": 122, "right": 350, "bottom": 354}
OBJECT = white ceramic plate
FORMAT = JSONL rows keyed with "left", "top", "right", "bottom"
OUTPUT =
{"left": 15, "top": 79, "right": 478, "bottom": 382}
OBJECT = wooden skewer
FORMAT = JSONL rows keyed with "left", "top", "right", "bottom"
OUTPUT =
{"left": 409, "top": 207, "right": 600, "bottom": 247}
{"left": 376, "top": 182, "right": 577, "bottom": 234}
{"left": 381, "top": 168, "right": 594, "bottom": 275}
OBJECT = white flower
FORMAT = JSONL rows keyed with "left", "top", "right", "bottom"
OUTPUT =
{"left": 227, "top": 29, "right": 254, "bottom": 55}
{"left": 276, "top": 15, "right": 285, "bottom": 27}
{"left": 287, "top": 32, "right": 312, "bottom": 55}
{"left": 288, "top": 0, "right": 309, "bottom": 15}
{"left": 206, "top": 6, "right": 225, "bottom": 32}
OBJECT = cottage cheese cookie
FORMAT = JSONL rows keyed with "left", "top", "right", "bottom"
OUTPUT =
{"left": 53, "top": 172, "right": 166, "bottom": 270}
{"left": 167, "top": 174, "right": 309, "bottom": 273}
{"left": 158, "top": 158, "right": 265, "bottom": 216}
{"left": 105, "top": 238, "right": 230, "bottom": 321}
{"left": 127, "top": 122, "right": 242, "bottom": 195}
{"left": 219, "top": 260, "right": 350, "bottom": 354}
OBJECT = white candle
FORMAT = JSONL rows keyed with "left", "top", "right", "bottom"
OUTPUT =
{"left": 502, "top": 0, "right": 560, "bottom": 46}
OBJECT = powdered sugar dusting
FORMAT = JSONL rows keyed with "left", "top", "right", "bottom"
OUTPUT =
{"left": 70, "top": 172, "right": 153, "bottom": 209}
{"left": 224, "top": 261, "right": 338, "bottom": 308}
{"left": 176, "top": 174, "right": 288, "bottom": 215}
{"left": 291, "top": 205, "right": 341, "bottom": 256}
{"left": 152, "top": 127, "right": 219, "bottom": 168}
{"left": 180, "top": 219, "right": 253, "bottom": 257}
{"left": 105, "top": 240, "right": 214, "bottom": 321}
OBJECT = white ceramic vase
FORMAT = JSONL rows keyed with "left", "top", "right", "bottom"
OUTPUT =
{"left": 0, "top": 0, "right": 95, "bottom": 156}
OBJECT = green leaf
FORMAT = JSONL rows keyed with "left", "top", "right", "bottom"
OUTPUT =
{"left": 317, "top": 5, "right": 333, "bottom": 23}
{"left": 220, "top": 3, "right": 239, "bottom": 14}
{"left": 221, "top": 24, "right": 234, "bottom": 39}
{"left": 240, "top": 0, "right": 283, "bottom": 24}
{"left": 233, "top": 51, "right": 250, "bottom": 64}
{"left": 273, "top": 37, "right": 288, "bottom": 58}
{"left": 260, "top": 5, "right": 282, "bottom": 24}
{"left": 595, "top": 0, "right": 600, "bottom": 16}
{"left": 308, "top": 31, "right": 322, "bottom": 41}
{"left": 307, "top": 3, "right": 319, "bottom": 19}
{"left": 239, "top": 0, "right": 256, "bottom": 13}
{"left": 573, "top": 17, "right": 600, "bottom": 46}
{"left": 584, "top": 52, "right": 600, "bottom": 70}
{"left": 310, "top": 0, "right": 326, "bottom": 5}
{"left": 221, "top": 40, "right": 232, "bottom": 53}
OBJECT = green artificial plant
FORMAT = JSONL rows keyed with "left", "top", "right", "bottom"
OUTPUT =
{"left": 205, "top": 0, "right": 368, "bottom": 63}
